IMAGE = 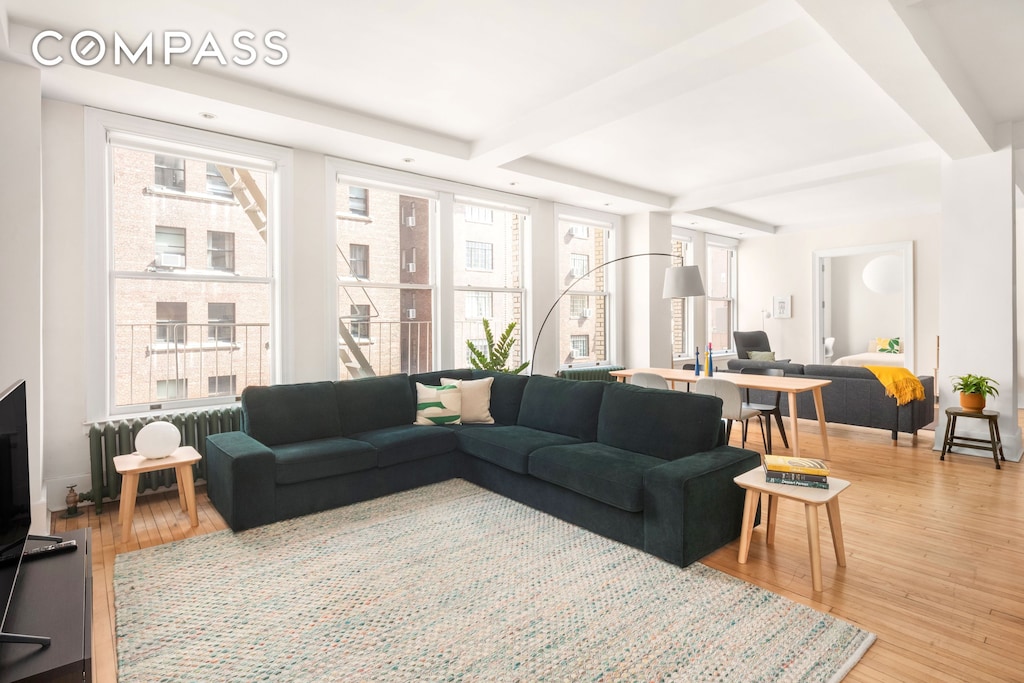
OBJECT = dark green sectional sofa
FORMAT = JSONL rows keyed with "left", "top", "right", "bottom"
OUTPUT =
{"left": 206, "top": 370, "right": 760, "bottom": 568}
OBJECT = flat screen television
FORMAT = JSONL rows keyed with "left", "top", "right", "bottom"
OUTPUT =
{"left": 0, "top": 380, "right": 33, "bottom": 644}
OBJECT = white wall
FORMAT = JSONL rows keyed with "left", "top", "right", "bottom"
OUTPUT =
{"left": 737, "top": 212, "right": 941, "bottom": 376}
{"left": 0, "top": 62, "right": 46, "bottom": 533}
{"left": 829, "top": 250, "right": 905, "bottom": 359}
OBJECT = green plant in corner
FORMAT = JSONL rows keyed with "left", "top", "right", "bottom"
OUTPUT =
{"left": 467, "top": 319, "right": 529, "bottom": 374}
{"left": 950, "top": 374, "right": 999, "bottom": 397}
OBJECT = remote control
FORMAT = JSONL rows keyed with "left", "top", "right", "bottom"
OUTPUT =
{"left": 22, "top": 539, "right": 77, "bottom": 561}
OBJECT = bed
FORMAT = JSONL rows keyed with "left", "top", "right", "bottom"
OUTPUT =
{"left": 832, "top": 351, "right": 906, "bottom": 368}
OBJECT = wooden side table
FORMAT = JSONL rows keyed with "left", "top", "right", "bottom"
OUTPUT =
{"left": 940, "top": 407, "right": 1005, "bottom": 469}
{"left": 733, "top": 467, "right": 850, "bottom": 592}
{"left": 113, "top": 446, "right": 202, "bottom": 540}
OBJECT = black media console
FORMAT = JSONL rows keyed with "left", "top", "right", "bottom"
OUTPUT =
{"left": 0, "top": 529, "right": 92, "bottom": 683}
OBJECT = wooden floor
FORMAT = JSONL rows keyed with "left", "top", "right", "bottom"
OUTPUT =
{"left": 54, "top": 416, "right": 1023, "bottom": 682}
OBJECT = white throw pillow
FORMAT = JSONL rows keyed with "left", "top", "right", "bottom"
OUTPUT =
{"left": 442, "top": 376, "right": 495, "bottom": 424}
{"left": 414, "top": 383, "right": 462, "bottom": 425}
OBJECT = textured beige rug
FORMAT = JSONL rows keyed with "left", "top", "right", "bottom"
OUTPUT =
{"left": 116, "top": 479, "right": 874, "bottom": 681}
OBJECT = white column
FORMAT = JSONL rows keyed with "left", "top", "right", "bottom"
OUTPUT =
{"left": 621, "top": 212, "right": 673, "bottom": 368}
{"left": 937, "top": 146, "right": 1020, "bottom": 460}
{"left": 0, "top": 62, "right": 47, "bottom": 532}
{"left": 528, "top": 200, "right": 559, "bottom": 374}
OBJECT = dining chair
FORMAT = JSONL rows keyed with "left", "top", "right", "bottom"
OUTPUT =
{"left": 738, "top": 367, "right": 788, "bottom": 453}
{"left": 694, "top": 377, "right": 762, "bottom": 449}
{"left": 631, "top": 372, "right": 669, "bottom": 389}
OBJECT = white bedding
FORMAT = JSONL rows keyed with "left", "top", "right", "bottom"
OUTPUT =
{"left": 832, "top": 352, "right": 905, "bottom": 368}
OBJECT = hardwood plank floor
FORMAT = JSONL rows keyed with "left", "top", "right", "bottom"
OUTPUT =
{"left": 54, "top": 416, "right": 1023, "bottom": 682}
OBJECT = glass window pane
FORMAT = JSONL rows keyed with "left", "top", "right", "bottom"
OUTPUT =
{"left": 456, "top": 290, "right": 525, "bottom": 369}
{"left": 557, "top": 216, "right": 611, "bottom": 365}
{"left": 336, "top": 181, "right": 436, "bottom": 379}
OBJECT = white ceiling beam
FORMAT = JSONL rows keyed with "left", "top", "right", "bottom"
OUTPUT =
{"left": 682, "top": 208, "right": 776, "bottom": 235}
{"left": 673, "top": 142, "right": 942, "bottom": 211}
{"left": 792, "top": 0, "right": 993, "bottom": 160}
{"left": 470, "top": 0, "right": 815, "bottom": 166}
{"left": 500, "top": 157, "right": 672, "bottom": 209}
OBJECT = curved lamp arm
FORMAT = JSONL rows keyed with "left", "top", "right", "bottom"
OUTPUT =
{"left": 530, "top": 252, "right": 704, "bottom": 372}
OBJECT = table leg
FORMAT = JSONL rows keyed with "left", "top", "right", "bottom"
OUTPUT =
{"left": 176, "top": 463, "right": 199, "bottom": 528}
{"left": 993, "top": 418, "right": 1006, "bottom": 460}
{"left": 811, "top": 388, "right": 830, "bottom": 458}
{"left": 737, "top": 488, "right": 758, "bottom": 563}
{"left": 766, "top": 494, "right": 778, "bottom": 545}
{"left": 787, "top": 392, "right": 801, "bottom": 456}
{"left": 119, "top": 473, "right": 139, "bottom": 539}
{"left": 805, "top": 503, "right": 823, "bottom": 592}
{"left": 987, "top": 418, "right": 1001, "bottom": 470}
{"left": 939, "top": 412, "right": 953, "bottom": 460}
{"left": 176, "top": 476, "right": 188, "bottom": 512}
{"left": 825, "top": 498, "right": 847, "bottom": 567}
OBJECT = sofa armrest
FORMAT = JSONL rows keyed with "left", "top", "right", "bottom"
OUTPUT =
{"left": 206, "top": 431, "right": 276, "bottom": 531}
{"left": 643, "top": 446, "right": 761, "bottom": 567}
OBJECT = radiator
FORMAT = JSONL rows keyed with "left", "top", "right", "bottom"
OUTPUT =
{"left": 86, "top": 406, "right": 242, "bottom": 513}
{"left": 556, "top": 365, "right": 626, "bottom": 382}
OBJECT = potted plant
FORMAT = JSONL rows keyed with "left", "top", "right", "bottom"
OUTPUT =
{"left": 467, "top": 319, "right": 529, "bottom": 375}
{"left": 951, "top": 374, "right": 999, "bottom": 412}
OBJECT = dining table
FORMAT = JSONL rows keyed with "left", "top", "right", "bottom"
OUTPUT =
{"left": 610, "top": 367, "right": 832, "bottom": 458}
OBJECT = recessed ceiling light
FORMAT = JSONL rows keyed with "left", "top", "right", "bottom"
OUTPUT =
{"left": 199, "top": 112, "right": 217, "bottom": 119}
{"left": 402, "top": 157, "right": 415, "bottom": 163}
{"left": 509, "top": 181, "right": 518, "bottom": 187}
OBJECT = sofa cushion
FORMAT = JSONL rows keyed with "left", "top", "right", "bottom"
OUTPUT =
{"left": 597, "top": 382, "right": 724, "bottom": 460}
{"left": 455, "top": 425, "right": 582, "bottom": 474}
{"left": 803, "top": 364, "right": 874, "bottom": 379}
{"left": 242, "top": 381, "right": 342, "bottom": 447}
{"left": 273, "top": 436, "right": 377, "bottom": 485}
{"left": 517, "top": 375, "right": 604, "bottom": 441}
{"left": 529, "top": 443, "right": 665, "bottom": 512}
{"left": 334, "top": 374, "right": 415, "bottom": 435}
{"left": 472, "top": 371, "right": 529, "bottom": 425}
{"left": 414, "top": 382, "right": 463, "bottom": 425}
{"left": 442, "top": 376, "right": 495, "bottom": 424}
{"left": 351, "top": 424, "right": 458, "bottom": 468}
{"left": 726, "top": 359, "right": 806, "bottom": 375}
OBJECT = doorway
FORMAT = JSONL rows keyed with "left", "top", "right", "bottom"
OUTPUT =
{"left": 812, "top": 241, "right": 915, "bottom": 371}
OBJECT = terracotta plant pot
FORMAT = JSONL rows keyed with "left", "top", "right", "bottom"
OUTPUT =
{"left": 959, "top": 392, "right": 986, "bottom": 412}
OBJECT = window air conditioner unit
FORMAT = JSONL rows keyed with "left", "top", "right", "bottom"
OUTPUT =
{"left": 158, "top": 253, "right": 185, "bottom": 268}
{"left": 571, "top": 349, "right": 583, "bottom": 359}
{"left": 407, "top": 309, "right": 416, "bottom": 319}
{"left": 406, "top": 263, "right": 416, "bottom": 273}
{"left": 404, "top": 216, "right": 416, "bottom": 228}
{"left": 581, "top": 308, "right": 593, "bottom": 318}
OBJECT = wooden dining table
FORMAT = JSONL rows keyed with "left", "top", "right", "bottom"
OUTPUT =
{"left": 610, "top": 367, "right": 832, "bottom": 458}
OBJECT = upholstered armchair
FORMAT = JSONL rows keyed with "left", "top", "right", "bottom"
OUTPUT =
{"left": 733, "top": 331, "right": 774, "bottom": 360}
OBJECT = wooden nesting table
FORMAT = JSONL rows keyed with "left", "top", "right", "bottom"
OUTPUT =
{"left": 733, "top": 467, "right": 850, "bottom": 592}
{"left": 113, "top": 446, "right": 201, "bottom": 540}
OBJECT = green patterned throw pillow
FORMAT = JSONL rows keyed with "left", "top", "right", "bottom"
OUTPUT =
{"left": 415, "top": 383, "right": 462, "bottom": 425}
{"left": 875, "top": 337, "right": 901, "bottom": 354}
{"left": 748, "top": 351, "right": 776, "bottom": 361}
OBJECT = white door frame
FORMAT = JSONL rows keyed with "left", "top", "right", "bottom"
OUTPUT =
{"left": 811, "top": 241, "right": 915, "bottom": 371}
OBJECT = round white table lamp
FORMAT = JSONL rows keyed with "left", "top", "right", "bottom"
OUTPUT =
{"left": 135, "top": 421, "right": 181, "bottom": 459}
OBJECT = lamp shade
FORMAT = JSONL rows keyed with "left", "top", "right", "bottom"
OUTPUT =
{"left": 662, "top": 265, "right": 705, "bottom": 298}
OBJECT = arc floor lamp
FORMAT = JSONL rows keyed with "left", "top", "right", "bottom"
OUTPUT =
{"left": 530, "top": 253, "right": 706, "bottom": 372}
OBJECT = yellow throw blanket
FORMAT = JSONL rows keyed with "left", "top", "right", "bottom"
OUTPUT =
{"left": 865, "top": 366, "right": 925, "bottom": 406}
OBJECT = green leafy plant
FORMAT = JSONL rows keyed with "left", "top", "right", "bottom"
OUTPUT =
{"left": 467, "top": 319, "right": 529, "bottom": 374}
{"left": 951, "top": 374, "right": 999, "bottom": 397}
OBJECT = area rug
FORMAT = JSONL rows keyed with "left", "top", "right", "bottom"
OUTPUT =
{"left": 115, "top": 480, "right": 875, "bottom": 682}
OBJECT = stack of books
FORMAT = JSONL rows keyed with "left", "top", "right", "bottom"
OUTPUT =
{"left": 763, "top": 454, "right": 829, "bottom": 489}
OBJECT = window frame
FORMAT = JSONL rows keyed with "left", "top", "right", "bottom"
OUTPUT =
{"left": 207, "top": 230, "right": 235, "bottom": 272}
{"left": 464, "top": 240, "right": 494, "bottom": 271}
{"left": 705, "top": 236, "right": 739, "bottom": 354}
{"left": 85, "top": 108, "right": 292, "bottom": 421}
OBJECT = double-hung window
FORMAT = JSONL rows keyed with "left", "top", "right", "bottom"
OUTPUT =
{"left": 706, "top": 237, "right": 738, "bottom": 353}
{"left": 87, "top": 110, "right": 286, "bottom": 416}
{"left": 556, "top": 210, "right": 614, "bottom": 366}
{"left": 453, "top": 200, "right": 527, "bottom": 370}
{"left": 670, "top": 233, "right": 696, "bottom": 359}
